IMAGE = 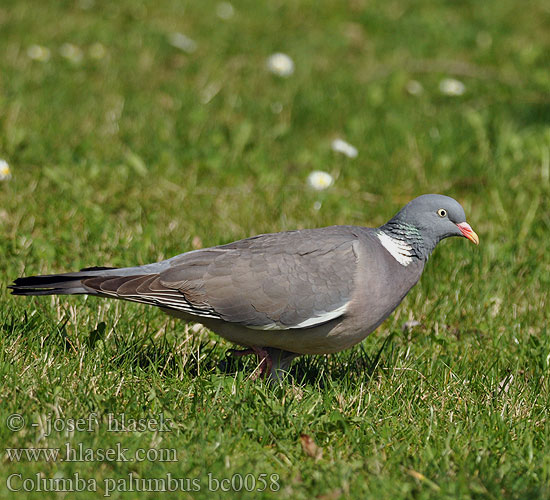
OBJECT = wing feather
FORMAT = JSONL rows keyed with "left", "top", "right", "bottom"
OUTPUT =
{"left": 82, "top": 226, "right": 360, "bottom": 330}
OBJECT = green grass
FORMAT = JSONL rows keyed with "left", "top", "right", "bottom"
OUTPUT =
{"left": 1, "top": 0, "right": 550, "bottom": 498}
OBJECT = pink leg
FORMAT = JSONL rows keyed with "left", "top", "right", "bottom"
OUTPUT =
{"left": 228, "top": 347, "right": 273, "bottom": 379}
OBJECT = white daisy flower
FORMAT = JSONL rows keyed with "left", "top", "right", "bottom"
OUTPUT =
{"left": 89, "top": 42, "right": 106, "bottom": 60}
{"left": 168, "top": 32, "right": 197, "bottom": 54}
{"left": 476, "top": 32, "right": 492, "bottom": 49}
{"left": 216, "top": 2, "right": 234, "bottom": 20}
{"left": 0, "top": 159, "right": 11, "bottom": 181}
{"left": 60, "top": 43, "right": 83, "bottom": 63}
{"left": 331, "top": 138, "right": 358, "bottom": 158}
{"left": 439, "top": 78, "right": 466, "bottom": 96}
{"left": 307, "top": 171, "right": 334, "bottom": 191}
{"left": 27, "top": 45, "right": 51, "bottom": 62}
{"left": 405, "top": 80, "right": 423, "bottom": 96}
{"left": 271, "top": 102, "right": 283, "bottom": 114}
{"left": 266, "top": 53, "right": 294, "bottom": 77}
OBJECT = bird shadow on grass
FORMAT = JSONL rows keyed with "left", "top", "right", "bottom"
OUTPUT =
{"left": 288, "top": 333, "right": 398, "bottom": 387}
{"left": 79, "top": 320, "right": 399, "bottom": 386}
{"left": 213, "top": 333, "right": 398, "bottom": 387}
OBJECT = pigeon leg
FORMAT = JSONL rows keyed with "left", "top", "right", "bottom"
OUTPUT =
{"left": 228, "top": 346, "right": 273, "bottom": 379}
{"left": 264, "top": 348, "right": 300, "bottom": 381}
{"left": 249, "top": 347, "right": 272, "bottom": 380}
{"left": 228, "top": 347, "right": 300, "bottom": 380}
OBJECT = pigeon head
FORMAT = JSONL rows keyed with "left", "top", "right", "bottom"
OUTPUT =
{"left": 380, "top": 194, "right": 479, "bottom": 261}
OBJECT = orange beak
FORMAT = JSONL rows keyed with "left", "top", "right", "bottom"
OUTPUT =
{"left": 456, "top": 222, "right": 479, "bottom": 245}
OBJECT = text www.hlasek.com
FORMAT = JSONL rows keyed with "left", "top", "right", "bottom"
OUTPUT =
{"left": 5, "top": 442, "right": 176, "bottom": 463}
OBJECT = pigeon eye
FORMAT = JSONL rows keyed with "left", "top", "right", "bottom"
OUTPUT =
{"left": 437, "top": 208, "right": 447, "bottom": 218}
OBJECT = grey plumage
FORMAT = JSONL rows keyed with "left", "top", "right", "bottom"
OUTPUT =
{"left": 9, "top": 194, "right": 478, "bottom": 378}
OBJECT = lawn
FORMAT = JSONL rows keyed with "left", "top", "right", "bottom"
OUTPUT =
{"left": 1, "top": 0, "right": 549, "bottom": 498}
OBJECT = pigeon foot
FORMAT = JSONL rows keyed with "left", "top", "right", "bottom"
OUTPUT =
{"left": 228, "top": 346, "right": 273, "bottom": 379}
{"left": 228, "top": 347, "right": 299, "bottom": 381}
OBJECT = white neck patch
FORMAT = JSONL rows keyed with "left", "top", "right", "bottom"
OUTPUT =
{"left": 377, "top": 231, "right": 414, "bottom": 266}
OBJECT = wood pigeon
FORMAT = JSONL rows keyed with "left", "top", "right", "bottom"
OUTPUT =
{"left": 10, "top": 194, "right": 479, "bottom": 379}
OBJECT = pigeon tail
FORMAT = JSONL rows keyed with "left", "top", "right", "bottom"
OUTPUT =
{"left": 8, "top": 266, "right": 119, "bottom": 296}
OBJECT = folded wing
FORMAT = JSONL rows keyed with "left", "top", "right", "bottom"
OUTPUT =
{"left": 83, "top": 228, "right": 360, "bottom": 330}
